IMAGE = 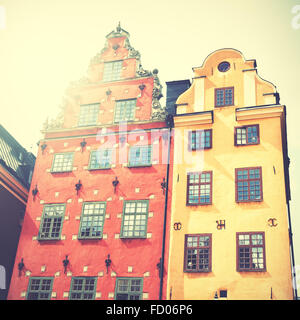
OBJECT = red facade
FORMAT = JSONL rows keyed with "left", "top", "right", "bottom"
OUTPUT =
{"left": 7, "top": 25, "right": 173, "bottom": 300}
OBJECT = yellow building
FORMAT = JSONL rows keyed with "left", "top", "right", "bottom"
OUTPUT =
{"left": 166, "top": 49, "right": 296, "bottom": 300}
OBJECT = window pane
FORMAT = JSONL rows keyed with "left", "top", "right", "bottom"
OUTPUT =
{"left": 114, "top": 99, "right": 136, "bottom": 122}
{"left": 251, "top": 247, "right": 264, "bottom": 269}
{"left": 215, "top": 87, "right": 233, "bottom": 107}
{"left": 129, "top": 146, "right": 151, "bottom": 167}
{"left": 236, "top": 168, "right": 262, "bottom": 202}
{"left": 103, "top": 61, "right": 122, "bottom": 81}
{"left": 236, "top": 125, "right": 259, "bottom": 146}
{"left": 27, "top": 278, "right": 53, "bottom": 300}
{"left": 39, "top": 204, "right": 65, "bottom": 240}
{"left": 199, "top": 236, "right": 210, "bottom": 247}
{"left": 236, "top": 128, "right": 247, "bottom": 145}
{"left": 198, "top": 248, "right": 210, "bottom": 271}
{"left": 52, "top": 153, "right": 73, "bottom": 172}
{"left": 216, "top": 89, "right": 224, "bottom": 106}
{"left": 116, "top": 278, "right": 142, "bottom": 300}
{"left": 237, "top": 233, "right": 265, "bottom": 271}
{"left": 89, "top": 149, "right": 112, "bottom": 169}
{"left": 78, "top": 103, "right": 99, "bottom": 126}
{"left": 224, "top": 88, "right": 233, "bottom": 105}
{"left": 121, "top": 201, "right": 148, "bottom": 238}
{"left": 69, "top": 277, "right": 96, "bottom": 300}
{"left": 187, "top": 172, "right": 212, "bottom": 205}
{"left": 185, "top": 234, "right": 211, "bottom": 272}
{"left": 189, "top": 130, "right": 211, "bottom": 150}
{"left": 251, "top": 233, "right": 263, "bottom": 245}
{"left": 247, "top": 126, "right": 258, "bottom": 144}
{"left": 186, "top": 249, "right": 198, "bottom": 270}
{"left": 79, "top": 202, "right": 106, "bottom": 238}
{"left": 187, "top": 236, "right": 198, "bottom": 247}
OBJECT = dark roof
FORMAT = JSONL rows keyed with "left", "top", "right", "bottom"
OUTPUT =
{"left": 0, "top": 125, "right": 35, "bottom": 189}
{"left": 165, "top": 79, "right": 191, "bottom": 115}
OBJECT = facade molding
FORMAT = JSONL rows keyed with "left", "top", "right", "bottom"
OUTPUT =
{"left": 174, "top": 111, "right": 213, "bottom": 127}
{"left": 236, "top": 105, "right": 284, "bottom": 121}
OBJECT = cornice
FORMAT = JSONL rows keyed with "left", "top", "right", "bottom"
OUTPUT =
{"left": 174, "top": 111, "right": 213, "bottom": 127}
{"left": 42, "top": 119, "right": 167, "bottom": 136}
{"left": 0, "top": 166, "right": 28, "bottom": 205}
{"left": 236, "top": 105, "right": 284, "bottom": 121}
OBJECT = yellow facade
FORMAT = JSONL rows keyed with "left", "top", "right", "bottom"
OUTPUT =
{"left": 167, "top": 49, "right": 294, "bottom": 300}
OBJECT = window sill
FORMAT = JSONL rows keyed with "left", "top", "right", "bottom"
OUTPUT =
{"left": 186, "top": 202, "right": 212, "bottom": 206}
{"left": 235, "top": 143, "right": 259, "bottom": 147}
{"left": 184, "top": 270, "right": 212, "bottom": 273}
{"left": 237, "top": 269, "right": 266, "bottom": 272}
{"left": 236, "top": 199, "right": 263, "bottom": 203}
{"left": 189, "top": 147, "right": 212, "bottom": 151}
{"left": 88, "top": 167, "right": 111, "bottom": 171}
{"left": 78, "top": 236, "right": 103, "bottom": 240}
{"left": 119, "top": 236, "right": 147, "bottom": 240}
{"left": 128, "top": 164, "right": 152, "bottom": 168}
{"left": 37, "top": 237, "right": 61, "bottom": 241}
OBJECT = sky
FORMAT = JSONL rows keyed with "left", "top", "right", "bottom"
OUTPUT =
{"left": 0, "top": 0, "right": 300, "bottom": 294}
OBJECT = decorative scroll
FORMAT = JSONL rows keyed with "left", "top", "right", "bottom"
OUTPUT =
{"left": 42, "top": 101, "right": 66, "bottom": 131}
{"left": 268, "top": 218, "right": 278, "bottom": 227}
{"left": 173, "top": 222, "right": 182, "bottom": 231}
{"left": 216, "top": 220, "right": 226, "bottom": 230}
{"left": 151, "top": 69, "right": 165, "bottom": 120}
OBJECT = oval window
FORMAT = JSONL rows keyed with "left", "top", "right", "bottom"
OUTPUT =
{"left": 218, "top": 61, "right": 230, "bottom": 72}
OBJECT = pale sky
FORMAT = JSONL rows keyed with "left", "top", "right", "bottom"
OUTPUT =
{"left": 1, "top": 0, "right": 300, "bottom": 293}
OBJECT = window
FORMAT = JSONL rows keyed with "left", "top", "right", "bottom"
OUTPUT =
{"left": 188, "top": 129, "right": 212, "bottom": 151}
{"left": 235, "top": 125, "right": 259, "bottom": 146}
{"left": 115, "top": 277, "right": 143, "bottom": 300}
{"left": 120, "top": 200, "right": 149, "bottom": 238}
{"left": 184, "top": 234, "right": 212, "bottom": 272}
{"left": 26, "top": 277, "right": 53, "bottom": 300}
{"left": 219, "top": 290, "right": 228, "bottom": 298}
{"left": 78, "top": 103, "right": 99, "bottom": 126}
{"left": 218, "top": 61, "right": 230, "bottom": 72}
{"left": 114, "top": 99, "right": 136, "bottom": 123}
{"left": 215, "top": 87, "right": 234, "bottom": 107}
{"left": 235, "top": 167, "right": 262, "bottom": 202}
{"left": 78, "top": 202, "right": 106, "bottom": 239}
{"left": 187, "top": 171, "right": 212, "bottom": 205}
{"left": 128, "top": 146, "right": 152, "bottom": 167}
{"left": 69, "top": 277, "right": 97, "bottom": 300}
{"left": 237, "top": 232, "right": 266, "bottom": 271}
{"left": 103, "top": 61, "right": 123, "bottom": 82}
{"left": 89, "top": 149, "right": 112, "bottom": 170}
{"left": 51, "top": 153, "right": 73, "bottom": 173}
{"left": 38, "top": 204, "right": 65, "bottom": 240}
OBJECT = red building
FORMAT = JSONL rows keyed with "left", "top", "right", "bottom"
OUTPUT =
{"left": 7, "top": 24, "right": 173, "bottom": 300}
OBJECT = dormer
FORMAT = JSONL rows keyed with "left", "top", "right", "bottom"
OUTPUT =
{"left": 175, "top": 49, "right": 279, "bottom": 115}
{"left": 42, "top": 24, "right": 165, "bottom": 132}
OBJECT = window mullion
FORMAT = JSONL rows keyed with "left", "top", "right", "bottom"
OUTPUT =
{"left": 196, "top": 242, "right": 201, "bottom": 272}
{"left": 221, "top": 89, "right": 225, "bottom": 105}
{"left": 49, "top": 217, "right": 55, "bottom": 238}
{"left": 245, "top": 127, "right": 249, "bottom": 144}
